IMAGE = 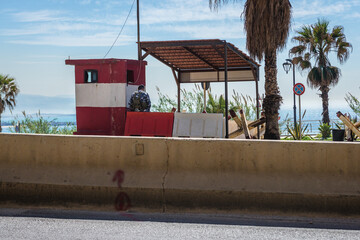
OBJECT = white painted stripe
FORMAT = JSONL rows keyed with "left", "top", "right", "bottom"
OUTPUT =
{"left": 76, "top": 83, "right": 127, "bottom": 108}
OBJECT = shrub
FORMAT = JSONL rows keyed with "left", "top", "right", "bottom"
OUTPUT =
{"left": 10, "top": 111, "right": 76, "bottom": 135}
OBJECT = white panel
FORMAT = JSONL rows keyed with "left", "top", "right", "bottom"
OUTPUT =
{"left": 181, "top": 70, "right": 255, "bottom": 82}
{"left": 173, "top": 113, "right": 224, "bottom": 138}
{"left": 76, "top": 83, "right": 126, "bottom": 107}
{"left": 126, "top": 85, "right": 140, "bottom": 108}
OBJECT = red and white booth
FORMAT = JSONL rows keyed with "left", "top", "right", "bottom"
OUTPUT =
{"left": 66, "top": 59, "right": 147, "bottom": 136}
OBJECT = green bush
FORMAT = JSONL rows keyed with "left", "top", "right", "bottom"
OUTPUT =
{"left": 152, "top": 84, "right": 258, "bottom": 121}
{"left": 10, "top": 111, "right": 76, "bottom": 135}
{"left": 318, "top": 122, "right": 331, "bottom": 139}
{"left": 345, "top": 92, "right": 360, "bottom": 117}
{"left": 285, "top": 122, "right": 313, "bottom": 140}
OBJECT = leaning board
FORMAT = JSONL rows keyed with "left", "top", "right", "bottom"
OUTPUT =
{"left": 172, "top": 112, "right": 224, "bottom": 138}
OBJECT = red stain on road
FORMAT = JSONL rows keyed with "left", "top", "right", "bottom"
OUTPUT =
{"left": 114, "top": 192, "right": 132, "bottom": 211}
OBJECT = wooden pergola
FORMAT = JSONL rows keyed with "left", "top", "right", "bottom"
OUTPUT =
{"left": 139, "top": 39, "right": 260, "bottom": 138}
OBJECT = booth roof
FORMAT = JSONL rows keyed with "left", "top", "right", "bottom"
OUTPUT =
{"left": 140, "top": 39, "right": 260, "bottom": 74}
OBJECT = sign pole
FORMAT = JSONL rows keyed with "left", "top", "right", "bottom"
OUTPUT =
{"left": 299, "top": 95, "right": 301, "bottom": 140}
{"left": 293, "top": 83, "right": 305, "bottom": 140}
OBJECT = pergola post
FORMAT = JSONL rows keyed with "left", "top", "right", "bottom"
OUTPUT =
{"left": 178, "top": 72, "right": 181, "bottom": 112}
{"left": 224, "top": 42, "right": 229, "bottom": 138}
{"left": 171, "top": 68, "right": 181, "bottom": 112}
{"left": 256, "top": 66, "right": 260, "bottom": 139}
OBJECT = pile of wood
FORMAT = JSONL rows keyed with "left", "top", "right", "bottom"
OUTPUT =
{"left": 336, "top": 111, "right": 360, "bottom": 141}
{"left": 229, "top": 109, "right": 265, "bottom": 139}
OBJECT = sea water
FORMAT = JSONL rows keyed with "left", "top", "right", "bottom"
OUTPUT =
{"left": 1, "top": 113, "right": 77, "bottom": 133}
{"left": 1, "top": 107, "right": 357, "bottom": 134}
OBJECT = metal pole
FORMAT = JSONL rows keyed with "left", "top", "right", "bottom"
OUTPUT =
{"left": 299, "top": 95, "right": 301, "bottom": 140}
{"left": 203, "top": 84, "right": 206, "bottom": 112}
{"left": 137, "top": 0, "right": 141, "bottom": 61}
{"left": 256, "top": 67, "right": 260, "bottom": 139}
{"left": 292, "top": 63, "right": 297, "bottom": 127}
{"left": 224, "top": 42, "right": 229, "bottom": 138}
{"left": 178, "top": 74, "right": 181, "bottom": 113}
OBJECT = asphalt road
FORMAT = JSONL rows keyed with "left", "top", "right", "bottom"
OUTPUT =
{"left": 1, "top": 208, "right": 360, "bottom": 240}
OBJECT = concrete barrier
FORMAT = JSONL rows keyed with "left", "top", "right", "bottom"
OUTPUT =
{"left": 0, "top": 133, "right": 359, "bottom": 213}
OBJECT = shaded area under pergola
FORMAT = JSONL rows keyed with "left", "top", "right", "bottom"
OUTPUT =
{"left": 139, "top": 39, "right": 260, "bottom": 138}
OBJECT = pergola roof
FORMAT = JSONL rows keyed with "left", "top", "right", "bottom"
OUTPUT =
{"left": 140, "top": 39, "right": 259, "bottom": 74}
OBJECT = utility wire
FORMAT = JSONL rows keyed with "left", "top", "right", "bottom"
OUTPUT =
{"left": 103, "top": 0, "right": 136, "bottom": 58}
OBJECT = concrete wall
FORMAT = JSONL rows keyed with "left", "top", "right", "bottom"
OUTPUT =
{"left": 0, "top": 133, "right": 359, "bottom": 213}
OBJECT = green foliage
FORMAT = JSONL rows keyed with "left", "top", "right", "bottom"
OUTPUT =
{"left": 345, "top": 92, "right": 360, "bottom": 117}
{"left": 181, "top": 84, "right": 205, "bottom": 113}
{"left": 152, "top": 86, "right": 177, "bottom": 112}
{"left": 0, "top": 74, "right": 19, "bottom": 132}
{"left": 230, "top": 90, "right": 257, "bottom": 120}
{"left": 318, "top": 122, "right": 331, "bottom": 139}
{"left": 10, "top": 111, "right": 76, "bottom": 135}
{"left": 152, "top": 84, "right": 257, "bottom": 120}
{"left": 279, "top": 113, "right": 290, "bottom": 135}
{"left": 290, "top": 19, "right": 352, "bottom": 124}
{"left": 206, "top": 91, "right": 226, "bottom": 115}
{"left": 285, "top": 110, "right": 313, "bottom": 140}
{"left": 0, "top": 74, "right": 19, "bottom": 114}
{"left": 334, "top": 121, "right": 344, "bottom": 129}
{"left": 285, "top": 122, "right": 313, "bottom": 140}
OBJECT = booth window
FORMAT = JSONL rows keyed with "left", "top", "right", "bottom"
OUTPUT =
{"left": 84, "top": 70, "right": 98, "bottom": 83}
{"left": 127, "top": 70, "right": 134, "bottom": 83}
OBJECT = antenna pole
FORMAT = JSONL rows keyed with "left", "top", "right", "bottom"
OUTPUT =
{"left": 137, "top": 0, "right": 141, "bottom": 61}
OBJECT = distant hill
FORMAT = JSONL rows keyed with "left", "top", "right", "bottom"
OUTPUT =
{"left": 2, "top": 94, "right": 75, "bottom": 116}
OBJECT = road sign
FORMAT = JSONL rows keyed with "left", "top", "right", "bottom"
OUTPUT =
{"left": 293, "top": 83, "right": 305, "bottom": 96}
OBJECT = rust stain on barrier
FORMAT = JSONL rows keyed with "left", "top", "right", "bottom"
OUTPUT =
{"left": 162, "top": 140, "right": 170, "bottom": 213}
{"left": 112, "top": 170, "right": 125, "bottom": 188}
{"left": 112, "top": 170, "right": 131, "bottom": 211}
{"left": 135, "top": 143, "right": 144, "bottom": 155}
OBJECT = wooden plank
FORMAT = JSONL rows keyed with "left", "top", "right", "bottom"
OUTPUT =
{"left": 336, "top": 111, "right": 360, "bottom": 139}
{"left": 248, "top": 117, "right": 266, "bottom": 129}
{"left": 229, "top": 109, "right": 242, "bottom": 129}
{"left": 239, "top": 109, "right": 251, "bottom": 139}
{"left": 229, "top": 117, "right": 265, "bottom": 138}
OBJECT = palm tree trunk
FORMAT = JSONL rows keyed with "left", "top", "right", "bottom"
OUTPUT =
{"left": 263, "top": 50, "right": 282, "bottom": 139}
{"left": 0, "top": 114, "right": 2, "bottom": 133}
{"left": 320, "top": 85, "right": 330, "bottom": 124}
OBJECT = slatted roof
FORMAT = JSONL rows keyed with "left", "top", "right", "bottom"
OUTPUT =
{"left": 140, "top": 39, "right": 259, "bottom": 73}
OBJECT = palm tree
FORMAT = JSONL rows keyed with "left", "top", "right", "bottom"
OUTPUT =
{"left": 209, "top": 0, "right": 292, "bottom": 139}
{"left": 0, "top": 74, "right": 20, "bottom": 132}
{"left": 290, "top": 19, "right": 352, "bottom": 124}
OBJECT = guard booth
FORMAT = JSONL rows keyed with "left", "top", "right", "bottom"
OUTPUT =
{"left": 65, "top": 59, "right": 147, "bottom": 135}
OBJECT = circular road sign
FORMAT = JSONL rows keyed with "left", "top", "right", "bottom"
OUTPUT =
{"left": 293, "top": 83, "right": 305, "bottom": 96}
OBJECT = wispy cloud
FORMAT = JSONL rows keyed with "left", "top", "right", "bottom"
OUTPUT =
{"left": 293, "top": 0, "right": 359, "bottom": 18}
{"left": 140, "top": 0, "right": 242, "bottom": 25}
{"left": 2, "top": 0, "right": 359, "bottom": 47}
{"left": 9, "top": 32, "right": 134, "bottom": 47}
{"left": 2, "top": 23, "right": 114, "bottom": 36}
{"left": 12, "top": 10, "right": 66, "bottom": 22}
{"left": 154, "top": 23, "right": 245, "bottom": 39}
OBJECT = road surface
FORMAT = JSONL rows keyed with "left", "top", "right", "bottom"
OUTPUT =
{"left": 0, "top": 208, "right": 359, "bottom": 240}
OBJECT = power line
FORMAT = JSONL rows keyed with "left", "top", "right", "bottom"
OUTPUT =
{"left": 103, "top": 0, "right": 136, "bottom": 58}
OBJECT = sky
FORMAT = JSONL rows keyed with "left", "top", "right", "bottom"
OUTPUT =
{"left": 1, "top": 0, "right": 360, "bottom": 115}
